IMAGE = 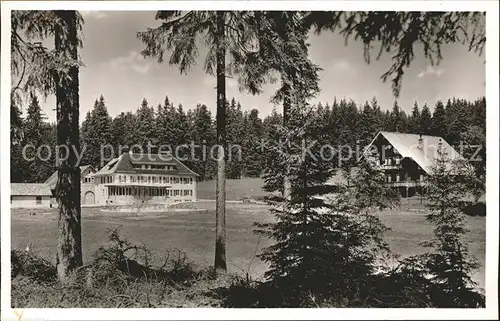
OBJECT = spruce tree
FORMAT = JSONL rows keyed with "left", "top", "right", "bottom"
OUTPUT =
{"left": 445, "top": 98, "right": 468, "bottom": 146}
{"left": 390, "top": 100, "right": 402, "bottom": 132}
{"left": 190, "top": 104, "right": 216, "bottom": 181}
{"left": 417, "top": 142, "right": 484, "bottom": 307}
{"left": 11, "top": 98, "right": 26, "bottom": 183}
{"left": 138, "top": 11, "right": 274, "bottom": 273}
{"left": 54, "top": 10, "right": 83, "bottom": 283}
{"left": 420, "top": 103, "right": 432, "bottom": 135}
{"left": 410, "top": 101, "right": 421, "bottom": 133}
{"left": 258, "top": 109, "right": 399, "bottom": 306}
{"left": 226, "top": 98, "right": 245, "bottom": 179}
{"left": 81, "top": 95, "right": 112, "bottom": 168}
{"left": 257, "top": 107, "right": 337, "bottom": 305}
{"left": 135, "top": 98, "right": 157, "bottom": 151}
{"left": 430, "top": 100, "right": 446, "bottom": 138}
{"left": 24, "top": 93, "right": 52, "bottom": 182}
{"left": 358, "top": 101, "right": 376, "bottom": 147}
{"left": 243, "top": 109, "right": 264, "bottom": 178}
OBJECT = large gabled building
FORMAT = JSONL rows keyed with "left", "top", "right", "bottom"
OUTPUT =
{"left": 365, "top": 131, "right": 464, "bottom": 197}
{"left": 93, "top": 151, "right": 199, "bottom": 206}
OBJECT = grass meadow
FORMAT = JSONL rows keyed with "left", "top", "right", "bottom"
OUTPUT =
{"left": 12, "top": 200, "right": 486, "bottom": 290}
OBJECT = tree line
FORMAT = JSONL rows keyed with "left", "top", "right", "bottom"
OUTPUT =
{"left": 11, "top": 93, "right": 486, "bottom": 183}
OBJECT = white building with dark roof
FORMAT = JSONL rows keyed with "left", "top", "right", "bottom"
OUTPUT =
{"left": 364, "top": 131, "right": 465, "bottom": 197}
{"left": 11, "top": 183, "right": 52, "bottom": 208}
{"left": 93, "top": 151, "right": 199, "bottom": 206}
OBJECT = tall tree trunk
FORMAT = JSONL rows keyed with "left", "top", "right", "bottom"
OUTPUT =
{"left": 54, "top": 10, "right": 83, "bottom": 283}
{"left": 214, "top": 11, "right": 227, "bottom": 273}
{"left": 282, "top": 80, "right": 291, "bottom": 200}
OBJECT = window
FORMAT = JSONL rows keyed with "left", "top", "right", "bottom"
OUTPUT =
{"left": 190, "top": 178, "right": 193, "bottom": 184}
{"left": 36, "top": 196, "right": 42, "bottom": 205}
{"left": 174, "top": 177, "right": 180, "bottom": 184}
{"left": 148, "top": 176, "right": 151, "bottom": 183}
{"left": 11, "top": 196, "right": 13, "bottom": 204}
{"left": 190, "top": 190, "right": 193, "bottom": 196}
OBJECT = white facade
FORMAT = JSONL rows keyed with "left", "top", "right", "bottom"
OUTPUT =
{"left": 92, "top": 152, "right": 199, "bottom": 206}
{"left": 94, "top": 172, "right": 197, "bottom": 206}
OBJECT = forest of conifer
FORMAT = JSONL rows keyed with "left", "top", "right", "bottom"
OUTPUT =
{"left": 11, "top": 94, "right": 486, "bottom": 183}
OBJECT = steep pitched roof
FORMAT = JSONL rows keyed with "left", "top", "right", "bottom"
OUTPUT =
{"left": 94, "top": 152, "right": 199, "bottom": 177}
{"left": 11, "top": 183, "right": 52, "bottom": 196}
{"left": 367, "top": 131, "right": 464, "bottom": 173}
{"left": 44, "top": 165, "right": 95, "bottom": 190}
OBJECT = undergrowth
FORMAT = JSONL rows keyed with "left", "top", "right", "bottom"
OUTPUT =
{"left": 11, "top": 228, "right": 485, "bottom": 308}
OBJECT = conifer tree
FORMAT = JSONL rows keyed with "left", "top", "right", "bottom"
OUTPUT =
{"left": 243, "top": 109, "right": 264, "bottom": 178}
{"left": 190, "top": 104, "right": 216, "bottom": 181}
{"left": 445, "top": 98, "right": 469, "bottom": 146}
{"left": 11, "top": 98, "right": 26, "bottom": 183}
{"left": 257, "top": 107, "right": 337, "bottom": 305}
{"left": 258, "top": 109, "right": 399, "bottom": 306}
{"left": 420, "top": 103, "right": 432, "bottom": 135}
{"left": 410, "top": 101, "right": 421, "bottom": 133}
{"left": 226, "top": 98, "right": 245, "bottom": 178}
{"left": 111, "top": 111, "right": 137, "bottom": 148}
{"left": 54, "top": 10, "right": 83, "bottom": 283}
{"left": 416, "top": 142, "right": 484, "bottom": 307}
{"left": 358, "top": 101, "right": 376, "bottom": 147}
{"left": 138, "top": 11, "right": 272, "bottom": 273}
{"left": 370, "top": 97, "right": 384, "bottom": 133}
{"left": 135, "top": 98, "right": 157, "bottom": 151}
{"left": 430, "top": 101, "right": 447, "bottom": 138}
{"left": 23, "top": 93, "right": 53, "bottom": 182}
{"left": 390, "top": 100, "right": 403, "bottom": 132}
{"left": 81, "top": 95, "right": 113, "bottom": 168}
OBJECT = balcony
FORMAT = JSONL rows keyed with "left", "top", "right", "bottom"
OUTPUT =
{"left": 386, "top": 181, "right": 427, "bottom": 187}
{"left": 379, "top": 164, "right": 401, "bottom": 170}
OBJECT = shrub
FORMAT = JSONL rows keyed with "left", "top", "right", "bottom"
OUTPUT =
{"left": 11, "top": 249, "right": 57, "bottom": 283}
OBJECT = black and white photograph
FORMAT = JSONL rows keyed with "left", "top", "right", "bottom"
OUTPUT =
{"left": 1, "top": 1, "right": 498, "bottom": 320}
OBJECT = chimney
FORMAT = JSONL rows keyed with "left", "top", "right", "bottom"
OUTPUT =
{"left": 418, "top": 134, "right": 424, "bottom": 150}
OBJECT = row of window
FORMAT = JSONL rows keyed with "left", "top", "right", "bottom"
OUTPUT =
{"left": 120, "top": 175, "right": 192, "bottom": 185}
{"left": 10, "top": 196, "right": 43, "bottom": 204}
{"left": 83, "top": 177, "right": 94, "bottom": 183}
{"left": 99, "top": 175, "right": 193, "bottom": 185}
{"left": 386, "top": 173, "right": 425, "bottom": 182}
{"left": 132, "top": 164, "right": 177, "bottom": 170}
{"left": 378, "top": 157, "right": 401, "bottom": 166}
{"left": 109, "top": 186, "right": 193, "bottom": 197}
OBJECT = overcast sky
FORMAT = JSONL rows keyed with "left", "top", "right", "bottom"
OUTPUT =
{"left": 34, "top": 11, "right": 485, "bottom": 123}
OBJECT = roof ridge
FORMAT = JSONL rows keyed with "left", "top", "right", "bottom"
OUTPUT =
{"left": 381, "top": 131, "right": 443, "bottom": 138}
